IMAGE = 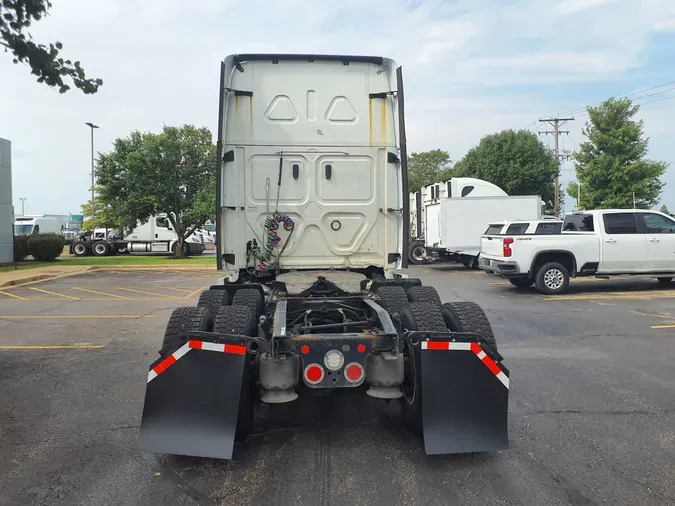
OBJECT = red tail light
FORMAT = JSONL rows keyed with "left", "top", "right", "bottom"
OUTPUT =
{"left": 503, "top": 238, "right": 514, "bottom": 257}
{"left": 304, "top": 364, "right": 325, "bottom": 385}
{"left": 344, "top": 362, "right": 365, "bottom": 384}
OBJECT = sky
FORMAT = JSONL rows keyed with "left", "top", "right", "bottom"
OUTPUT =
{"left": 2, "top": 0, "right": 675, "bottom": 216}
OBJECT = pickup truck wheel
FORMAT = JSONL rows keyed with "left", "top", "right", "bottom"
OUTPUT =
{"left": 535, "top": 262, "right": 570, "bottom": 295}
{"left": 508, "top": 278, "right": 534, "bottom": 289}
{"left": 657, "top": 277, "right": 673, "bottom": 285}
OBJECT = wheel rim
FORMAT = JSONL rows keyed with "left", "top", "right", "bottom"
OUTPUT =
{"left": 74, "top": 244, "right": 86, "bottom": 254}
{"left": 411, "top": 246, "right": 426, "bottom": 261}
{"left": 543, "top": 268, "right": 564, "bottom": 290}
{"left": 94, "top": 244, "right": 106, "bottom": 255}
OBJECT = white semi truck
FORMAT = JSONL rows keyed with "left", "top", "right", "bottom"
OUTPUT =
{"left": 138, "top": 53, "right": 510, "bottom": 462}
{"left": 409, "top": 178, "right": 544, "bottom": 267}
{"left": 69, "top": 213, "right": 205, "bottom": 256}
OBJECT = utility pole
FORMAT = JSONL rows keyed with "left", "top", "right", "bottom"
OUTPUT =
{"left": 85, "top": 122, "right": 99, "bottom": 222}
{"left": 539, "top": 116, "right": 574, "bottom": 217}
{"left": 19, "top": 197, "right": 26, "bottom": 216}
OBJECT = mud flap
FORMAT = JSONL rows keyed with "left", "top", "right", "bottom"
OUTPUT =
{"left": 421, "top": 342, "right": 509, "bottom": 455}
{"left": 138, "top": 340, "right": 247, "bottom": 460}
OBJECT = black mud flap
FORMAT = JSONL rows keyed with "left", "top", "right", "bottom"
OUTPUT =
{"left": 138, "top": 340, "right": 247, "bottom": 460}
{"left": 421, "top": 341, "right": 509, "bottom": 455}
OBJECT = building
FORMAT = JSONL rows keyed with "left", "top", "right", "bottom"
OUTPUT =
{"left": 0, "top": 138, "right": 13, "bottom": 264}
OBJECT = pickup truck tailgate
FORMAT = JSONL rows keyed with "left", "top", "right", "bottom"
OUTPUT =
{"left": 481, "top": 235, "right": 504, "bottom": 258}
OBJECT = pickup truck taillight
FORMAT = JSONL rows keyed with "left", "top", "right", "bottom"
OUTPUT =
{"left": 503, "top": 238, "right": 514, "bottom": 257}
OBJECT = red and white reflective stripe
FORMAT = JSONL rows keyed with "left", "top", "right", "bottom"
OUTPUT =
{"left": 421, "top": 340, "right": 509, "bottom": 389}
{"left": 147, "top": 340, "right": 247, "bottom": 383}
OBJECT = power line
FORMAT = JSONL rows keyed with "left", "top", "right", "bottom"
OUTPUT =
{"left": 539, "top": 117, "right": 574, "bottom": 218}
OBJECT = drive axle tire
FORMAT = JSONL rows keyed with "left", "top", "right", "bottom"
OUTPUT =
{"left": 399, "top": 302, "right": 447, "bottom": 437}
{"left": 534, "top": 262, "right": 570, "bottom": 295}
{"left": 400, "top": 302, "right": 447, "bottom": 332}
{"left": 197, "top": 289, "right": 231, "bottom": 319}
{"left": 375, "top": 286, "right": 409, "bottom": 317}
{"left": 213, "top": 304, "right": 257, "bottom": 442}
{"left": 92, "top": 241, "right": 110, "bottom": 257}
{"left": 159, "top": 306, "right": 213, "bottom": 357}
{"left": 232, "top": 288, "right": 264, "bottom": 321}
{"left": 508, "top": 278, "right": 534, "bottom": 289}
{"left": 441, "top": 301, "right": 497, "bottom": 352}
{"left": 406, "top": 285, "right": 442, "bottom": 307}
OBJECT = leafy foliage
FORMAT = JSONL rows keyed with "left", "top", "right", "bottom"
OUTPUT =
{"left": 95, "top": 125, "right": 216, "bottom": 257}
{"left": 80, "top": 188, "right": 123, "bottom": 232}
{"left": 660, "top": 205, "right": 673, "bottom": 217}
{"left": 27, "top": 233, "right": 65, "bottom": 261}
{"left": 453, "top": 129, "right": 558, "bottom": 206}
{"left": 0, "top": 0, "right": 102, "bottom": 93}
{"left": 13, "top": 234, "right": 29, "bottom": 260}
{"left": 407, "top": 149, "right": 452, "bottom": 192}
{"left": 571, "top": 97, "right": 667, "bottom": 209}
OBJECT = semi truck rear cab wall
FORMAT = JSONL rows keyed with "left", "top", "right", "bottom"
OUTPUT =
{"left": 216, "top": 55, "right": 405, "bottom": 280}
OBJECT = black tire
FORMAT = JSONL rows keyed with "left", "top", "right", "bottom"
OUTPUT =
{"left": 72, "top": 242, "right": 88, "bottom": 257}
{"left": 232, "top": 288, "right": 264, "bottom": 321}
{"left": 213, "top": 304, "right": 256, "bottom": 337}
{"left": 441, "top": 301, "right": 497, "bottom": 351}
{"left": 406, "top": 285, "right": 442, "bottom": 307}
{"left": 399, "top": 302, "right": 447, "bottom": 332}
{"left": 197, "top": 289, "right": 230, "bottom": 319}
{"left": 408, "top": 241, "right": 428, "bottom": 265}
{"left": 534, "top": 262, "right": 570, "bottom": 295}
{"left": 375, "top": 286, "right": 408, "bottom": 316}
{"left": 213, "top": 304, "right": 256, "bottom": 441}
{"left": 92, "top": 241, "right": 110, "bottom": 257}
{"left": 509, "top": 278, "right": 534, "bottom": 289}
{"left": 657, "top": 277, "right": 673, "bottom": 285}
{"left": 399, "top": 302, "right": 447, "bottom": 437}
{"left": 159, "top": 306, "right": 213, "bottom": 357}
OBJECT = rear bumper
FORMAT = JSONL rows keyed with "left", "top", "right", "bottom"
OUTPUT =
{"left": 478, "top": 257, "right": 523, "bottom": 277}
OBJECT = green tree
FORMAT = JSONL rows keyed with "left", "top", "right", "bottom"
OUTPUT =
{"left": 660, "top": 205, "right": 673, "bottom": 217}
{"left": 80, "top": 189, "right": 122, "bottom": 232}
{"left": 95, "top": 125, "right": 216, "bottom": 257}
{"left": 453, "top": 129, "right": 558, "bottom": 206}
{"left": 566, "top": 181, "right": 581, "bottom": 210}
{"left": 1, "top": 0, "right": 102, "bottom": 93}
{"left": 572, "top": 97, "right": 667, "bottom": 209}
{"left": 407, "top": 149, "right": 452, "bottom": 193}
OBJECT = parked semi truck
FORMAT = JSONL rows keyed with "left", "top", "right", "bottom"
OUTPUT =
{"left": 409, "top": 178, "right": 543, "bottom": 267}
{"left": 138, "top": 54, "right": 510, "bottom": 461}
{"left": 69, "top": 214, "right": 205, "bottom": 256}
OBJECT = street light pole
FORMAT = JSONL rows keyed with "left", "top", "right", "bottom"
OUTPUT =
{"left": 85, "top": 122, "right": 99, "bottom": 222}
{"left": 19, "top": 197, "right": 26, "bottom": 216}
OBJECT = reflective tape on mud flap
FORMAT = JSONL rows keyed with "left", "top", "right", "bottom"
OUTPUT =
{"left": 421, "top": 340, "right": 509, "bottom": 389}
{"left": 147, "top": 340, "right": 247, "bottom": 382}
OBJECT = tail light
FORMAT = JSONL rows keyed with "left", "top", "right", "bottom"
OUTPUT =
{"left": 304, "top": 364, "right": 325, "bottom": 385}
{"left": 344, "top": 362, "right": 365, "bottom": 385}
{"left": 503, "top": 238, "right": 514, "bottom": 257}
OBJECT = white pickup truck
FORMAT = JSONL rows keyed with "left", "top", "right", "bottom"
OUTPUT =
{"left": 479, "top": 208, "right": 675, "bottom": 294}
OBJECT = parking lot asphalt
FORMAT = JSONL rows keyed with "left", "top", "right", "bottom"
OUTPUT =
{"left": 0, "top": 266, "right": 674, "bottom": 505}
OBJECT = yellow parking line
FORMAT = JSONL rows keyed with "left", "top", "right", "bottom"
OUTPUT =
{"left": 0, "top": 290, "right": 28, "bottom": 300}
{"left": 165, "top": 287, "right": 194, "bottom": 293}
{"left": 651, "top": 323, "right": 675, "bottom": 329}
{"left": 0, "top": 315, "right": 155, "bottom": 319}
{"left": 117, "top": 287, "right": 181, "bottom": 299}
{"left": 0, "top": 345, "right": 105, "bottom": 349}
{"left": 182, "top": 287, "right": 207, "bottom": 299}
{"left": 73, "top": 287, "right": 131, "bottom": 299}
{"left": 29, "top": 287, "right": 80, "bottom": 300}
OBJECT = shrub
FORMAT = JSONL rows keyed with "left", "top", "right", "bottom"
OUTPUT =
{"left": 27, "top": 233, "right": 66, "bottom": 261}
{"left": 14, "top": 235, "right": 30, "bottom": 261}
